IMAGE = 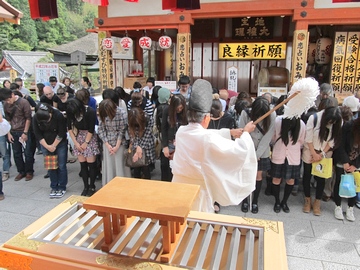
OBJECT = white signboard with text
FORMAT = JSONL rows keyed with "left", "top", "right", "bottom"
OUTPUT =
{"left": 35, "top": 63, "right": 59, "bottom": 84}
{"left": 227, "top": 66, "right": 238, "bottom": 92}
{"left": 258, "top": 85, "right": 288, "bottom": 99}
{"left": 155, "top": 81, "right": 177, "bottom": 92}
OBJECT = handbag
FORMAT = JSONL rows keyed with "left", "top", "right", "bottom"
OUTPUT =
{"left": 311, "top": 158, "right": 333, "bottom": 179}
{"left": 339, "top": 173, "right": 356, "bottom": 198}
{"left": 44, "top": 154, "right": 58, "bottom": 170}
{"left": 353, "top": 171, "right": 360, "bottom": 193}
{"left": 124, "top": 145, "right": 147, "bottom": 167}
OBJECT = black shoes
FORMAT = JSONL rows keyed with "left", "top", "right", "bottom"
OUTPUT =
{"left": 242, "top": 202, "right": 259, "bottom": 214}
{"left": 281, "top": 203, "right": 290, "bottom": 213}
{"left": 214, "top": 202, "right": 220, "bottom": 214}
{"left": 81, "top": 188, "right": 88, "bottom": 196}
{"left": 274, "top": 203, "right": 281, "bottom": 213}
{"left": 87, "top": 188, "right": 96, "bottom": 196}
{"left": 241, "top": 201, "right": 249, "bottom": 213}
{"left": 251, "top": 203, "right": 259, "bottom": 214}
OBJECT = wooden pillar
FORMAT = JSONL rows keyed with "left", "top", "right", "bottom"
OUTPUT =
{"left": 98, "top": 31, "right": 114, "bottom": 90}
{"left": 290, "top": 21, "right": 309, "bottom": 85}
{"left": 176, "top": 24, "right": 191, "bottom": 80}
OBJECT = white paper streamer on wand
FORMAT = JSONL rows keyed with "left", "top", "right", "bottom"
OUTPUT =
{"left": 283, "top": 77, "right": 320, "bottom": 119}
{"left": 254, "top": 77, "right": 320, "bottom": 125}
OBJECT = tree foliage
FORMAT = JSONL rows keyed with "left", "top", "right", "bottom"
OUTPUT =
{"left": 0, "top": 0, "right": 97, "bottom": 52}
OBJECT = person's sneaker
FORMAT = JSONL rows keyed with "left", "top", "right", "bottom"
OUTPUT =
{"left": 334, "top": 206, "right": 344, "bottom": 220}
{"left": 44, "top": 173, "right": 50, "bottom": 179}
{"left": 36, "top": 150, "right": 43, "bottom": 155}
{"left": 2, "top": 173, "right": 9, "bottom": 182}
{"left": 55, "top": 190, "right": 66, "bottom": 198}
{"left": 0, "top": 193, "right": 4, "bottom": 200}
{"left": 346, "top": 206, "right": 355, "bottom": 222}
{"left": 49, "top": 189, "right": 57, "bottom": 199}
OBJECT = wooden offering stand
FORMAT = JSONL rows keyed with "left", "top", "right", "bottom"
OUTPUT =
{"left": 82, "top": 177, "right": 200, "bottom": 263}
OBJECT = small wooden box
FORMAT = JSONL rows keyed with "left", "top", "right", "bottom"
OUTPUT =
{"left": 123, "top": 77, "right": 147, "bottom": 90}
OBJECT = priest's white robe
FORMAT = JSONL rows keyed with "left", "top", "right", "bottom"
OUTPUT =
{"left": 172, "top": 123, "right": 257, "bottom": 213}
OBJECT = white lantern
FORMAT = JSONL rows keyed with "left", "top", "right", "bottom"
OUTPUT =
{"left": 119, "top": 37, "right": 133, "bottom": 50}
{"left": 307, "top": 43, "right": 316, "bottom": 65}
{"left": 315, "top": 37, "right": 332, "bottom": 64}
{"left": 158, "top": 35, "right": 172, "bottom": 49}
{"left": 102, "top": 38, "right": 114, "bottom": 50}
{"left": 139, "top": 36, "right": 152, "bottom": 50}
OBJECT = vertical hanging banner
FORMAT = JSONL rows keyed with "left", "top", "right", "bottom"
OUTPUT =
{"left": 291, "top": 30, "right": 309, "bottom": 85}
{"left": 354, "top": 34, "right": 360, "bottom": 92}
{"left": 98, "top": 31, "right": 114, "bottom": 90}
{"left": 330, "top": 32, "right": 347, "bottom": 93}
{"left": 227, "top": 66, "right": 238, "bottom": 91}
{"left": 342, "top": 32, "right": 359, "bottom": 93}
{"left": 176, "top": 33, "right": 191, "bottom": 79}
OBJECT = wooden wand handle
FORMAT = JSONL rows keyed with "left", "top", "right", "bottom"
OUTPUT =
{"left": 253, "top": 91, "right": 300, "bottom": 125}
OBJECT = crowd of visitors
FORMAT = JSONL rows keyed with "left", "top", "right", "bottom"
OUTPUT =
{"left": 0, "top": 75, "right": 359, "bottom": 223}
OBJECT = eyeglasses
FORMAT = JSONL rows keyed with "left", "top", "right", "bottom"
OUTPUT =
{"left": 39, "top": 103, "right": 48, "bottom": 111}
{"left": 57, "top": 92, "right": 65, "bottom": 96}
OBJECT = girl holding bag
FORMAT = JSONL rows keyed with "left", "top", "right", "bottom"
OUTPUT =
{"left": 33, "top": 103, "right": 68, "bottom": 198}
{"left": 302, "top": 106, "right": 342, "bottom": 216}
{"left": 332, "top": 117, "right": 360, "bottom": 221}
{"left": 128, "top": 107, "right": 155, "bottom": 179}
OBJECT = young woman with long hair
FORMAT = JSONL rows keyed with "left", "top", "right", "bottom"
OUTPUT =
{"left": 239, "top": 96, "right": 276, "bottom": 214}
{"left": 98, "top": 99, "right": 130, "bottom": 185}
{"left": 302, "top": 106, "right": 342, "bottom": 216}
{"left": 160, "top": 94, "right": 188, "bottom": 181}
{"left": 66, "top": 98, "right": 100, "bottom": 196}
{"left": 33, "top": 103, "right": 68, "bottom": 198}
{"left": 271, "top": 116, "right": 306, "bottom": 213}
{"left": 128, "top": 107, "right": 155, "bottom": 179}
{"left": 332, "top": 116, "right": 360, "bottom": 221}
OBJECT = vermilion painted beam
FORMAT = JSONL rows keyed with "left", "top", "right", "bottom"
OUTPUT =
{"left": 293, "top": 7, "right": 360, "bottom": 23}
{"left": 95, "top": 13, "right": 194, "bottom": 28}
{"left": 191, "top": 0, "right": 297, "bottom": 15}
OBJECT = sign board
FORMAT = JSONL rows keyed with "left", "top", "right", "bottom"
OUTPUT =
{"left": 258, "top": 85, "right": 288, "bottom": 98}
{"left": 70, "top": 50, "right": 86, "bottom": 64}
{"left": 155, "top": 81, "right": 177, "bottom": 92}
{"left": 290, "top": 30, "right": 308, "bottom": 83}
{"left": 232, "top": 17, "right": 274, "bottom": 40}
{"left": 34, "top": 63, "right": 59, "bottom": 84}
{"left": 227, "top": 66, "right": 238, "bottom": 91}
{"left": 219, "top": 42, "right": 286, "bottom": 60}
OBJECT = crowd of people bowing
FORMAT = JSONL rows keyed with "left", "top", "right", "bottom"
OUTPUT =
{"left": 0, "top": 75, "right": 359, "bottom": 223}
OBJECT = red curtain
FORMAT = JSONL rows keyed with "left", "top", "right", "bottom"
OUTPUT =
{"left": 28, "top": 0, "right": 59, "bottom": 20}
{"left": 162, "top": 0, "right": 200, "bottom": 10}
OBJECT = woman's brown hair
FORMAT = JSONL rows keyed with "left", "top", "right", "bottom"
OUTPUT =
{"left": 128, "top": 107, "right": 146, "bottom": 138}
{"left": 168, "top": 94, "right": 187, "bottom": 128}
{"left": 99, "top": 99, "right": 117, "bottom": 123}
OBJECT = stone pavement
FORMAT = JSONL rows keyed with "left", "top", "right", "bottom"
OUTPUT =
{"left": 0, "top": 157, "right": 359, "bottom": 270}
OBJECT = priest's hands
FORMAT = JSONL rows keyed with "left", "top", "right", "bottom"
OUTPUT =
{"left": 244, "top": 121, "right": 256, "bottom": 133}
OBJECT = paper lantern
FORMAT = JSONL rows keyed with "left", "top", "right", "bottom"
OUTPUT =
{"left": 315, "top": 37, "right": 332, "bottom": 65}
{"left": 139, "top": 36, "right": 152, "bottom": 50}
{"left": 120, "top": 37, "right": 133, "bottom": 50}
{"left": 102, "top": 38, "right": 114, "bottom": 50}
{"left": 307, "top": 43, "right": 316, "bottom": 65}
{"left": 159, "top": 35, "right": 172, "bottom": 49}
